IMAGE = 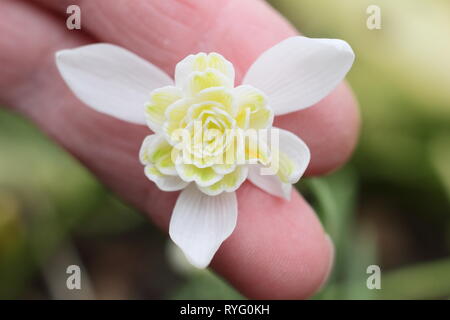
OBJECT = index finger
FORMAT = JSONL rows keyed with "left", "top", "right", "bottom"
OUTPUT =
{"left": 6, "top": 0, "right": 341, "bottom": 299}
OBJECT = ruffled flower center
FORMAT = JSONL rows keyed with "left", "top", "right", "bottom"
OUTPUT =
{"left": 141, "top": 53, "right": 274, "bottom": 195}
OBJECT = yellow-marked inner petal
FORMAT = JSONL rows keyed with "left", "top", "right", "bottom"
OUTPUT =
{"left": 190, "top": 53, "right": 233, "bottom": 79}
{"left": 150, "top": 142, "right": 172, "bottom": 163}
{"left": 177, "top": 164, "right": 223, "bottom": 187}
{"left": 277, "top": 152, "right": 297, "bottom": 183}
{"left": 141, "top": 52, "right": 298, "bottom": 197}
{"left": 200, "top": 166, "right": 247, "bottom": 195}
{"left": 146, "top": 86, "right": 182, "bottom": 129}
{"left": 234, "top": 85, "right": 273, "bottom": 129}
{"left": 207, "top": 53, "right": 232, "bottom": 78}
{"left": 192, "top": 53, "right": 208, "bottom": 72}
{"left": 196, "top": 88, "right": 235, "bottom": 115}
{"left": 232, "top": 132, "right": 270, "bottom": 165}
{"left": 189, "top": 70, "right": 230, "bottom": 95}
{"left": 145, "top": 165, "right": 163, "bottom": 178}
{"left": 141, "top": 137, "right": 177, "bottom": 175}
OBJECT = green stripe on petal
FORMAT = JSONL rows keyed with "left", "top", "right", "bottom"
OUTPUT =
{"left": 176, "top": 164, "right": 223, "bottom": 187}
{"left": 140, "top": 134, "right": 177, "bottom": 175}
{"left": 146, "top": 86, "right": 182, "bottom": 133}
{"left": 275, "top": 128, "right": 311, "bottom": 184}
{"left": 277, "top": 152, "right": 297, "bottom": 183}
{"left": 234, "top": 85, "right": 273, "bottom": 129}
{"left": 175, "top": 52, "right": 235, "bottom": 89}
{"left": 188, "top": 69, "right": 232, "bottom": 95}
{"left": 156, "top": 153, "right": 177, "bottom": 175}
{"left": 199, "top": 166, "right": 248, "bottom": 196}
{"left": 150, "top": 142, "right": 172, "bottom": 163}
{"left": 207, "top": 53, "right": 234, "bottom": 80}
{"left": 196, "top": 87, "right": 235, "bottom": 116}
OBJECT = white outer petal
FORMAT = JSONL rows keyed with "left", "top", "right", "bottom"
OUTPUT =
{"left": 169, "top": 185, "right": 237, "bottom": 268}
{"left": 55, "top": 43, "right": 173, "bottom": 124}
{"left": 243, "top": 36, "right": 355, "bottom": 115}
{"left": 248, "top": 165, "right": 292, "bottom": 200}
{"left": 278, "top": 128, "right": 311, "bottom": 184}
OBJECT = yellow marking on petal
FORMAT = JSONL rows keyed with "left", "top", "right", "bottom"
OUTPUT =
{"left": 155, "top": 152, "right": 177, "bottom": 175}
{"left": 186, "top": 103, "right": 235, "bottom": 134}
{"left": 236, "top": 133, "right": 270, "bottom": 165}
{"left": 146, "top": 86, "right": 182, "bottom": 128}
{"left": 196, "top": 87, "right": 234, "bottom": 114}
{"left": 207, "top": 53, "right": 230, "bottom": 77}
{"left": 165, "top": 99, "right": 190, "bottom": 122}
{"left": 189, "top": 70, "right": 230, "bottom": 95}
{"left": 140, "top": 135, "right": 159, "bottom": 165}
{"left": 277, "top": 152, "right": 296, "bottom": 183}
{"left": 146, "top": 104, "right": 166, "bottom": 126}
{"left": 235, "top": 85, "right": 273, "bottom": 129}
{"left": 145, "top": 165, "right": 163, "bottom": 178}
{"left": 175, "top": 52, "right": 234, "bottom": 89}
{"left": 150, "top": 142, "right": 172, "bottom": 163}
{"left": 177, "top": 164, "right": 222, "bottom": 187}
{"left": 236, "top": 107, "right": 250, "bottom": 129}
{"left": 221, "top": 170, "right": 240, "bottom": 189}
{"left": 198, "top": 169, "right": 218, "bottom": 185}
{"left": 164, "top": 121, "right": 182, "bottom": 143}
{"left": 249, "top": 108, "right": 272, "bottom": 129}
{"left": 199, "top": 166, "right": 247, "bottom": 195}
{"left": 192, "top": 53, "right": 208, "bottom": 72}
{"left": 157, "top": 154, "right": 174, "bottom": 169}
{"left": 140, "top": 136, "right": 177, "bottom": 175}
{"left": 140, "top": 147, "right": 149, "bottom": 164}
{"left": 188, "top": 102, "right": 221, "bottom": 121}
{"left": 163, "top": 99, "right": 192, "bottom": 143}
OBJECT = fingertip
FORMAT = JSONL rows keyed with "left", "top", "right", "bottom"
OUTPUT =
{"left": 317, "top": 234, "right": 335, "bottom": 292}
{"left": 211, "top": 183, "right": 335, "bottom": 299}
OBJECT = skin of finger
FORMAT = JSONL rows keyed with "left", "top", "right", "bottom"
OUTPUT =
{"left": 32, "top": 0, "right": 360, "bottom": 176}
{"left": 215, "top": 183, "right": 333, "bottom": 300}
{"left": 1, "top": 0, "right": 333, "bottom": 299}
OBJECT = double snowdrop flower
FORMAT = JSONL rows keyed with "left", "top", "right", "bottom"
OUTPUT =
{"left": 56, "top": 36, "right": 354, "bottom": 268}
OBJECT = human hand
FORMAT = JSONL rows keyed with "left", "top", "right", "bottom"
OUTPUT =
{"left": 0, "top": 0, "right": 359, "bottom": 299}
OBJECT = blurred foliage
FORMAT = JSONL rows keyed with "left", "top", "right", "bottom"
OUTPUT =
{"left": 0, "top": 110, "right": 145, "bottom": 298}
{"left": 170, "top": 270, "right": 243, "bottom": 300}
{"left": 267, "top": 0, "right": 450, "bottom": 212}
{"left": 266, "top": 0, "right": 450, "bottom": 299}
{"left": 1, "top": 0, "right": 450, "bottom": 300}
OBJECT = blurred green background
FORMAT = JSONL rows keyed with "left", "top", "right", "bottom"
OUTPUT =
{"left": 1, "top": 0, "right": 449, "bottom": 299}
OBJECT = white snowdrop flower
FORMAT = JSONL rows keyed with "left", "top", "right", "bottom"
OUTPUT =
{"left": 55, "top": 36, "right": 354, "bottom": 268}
